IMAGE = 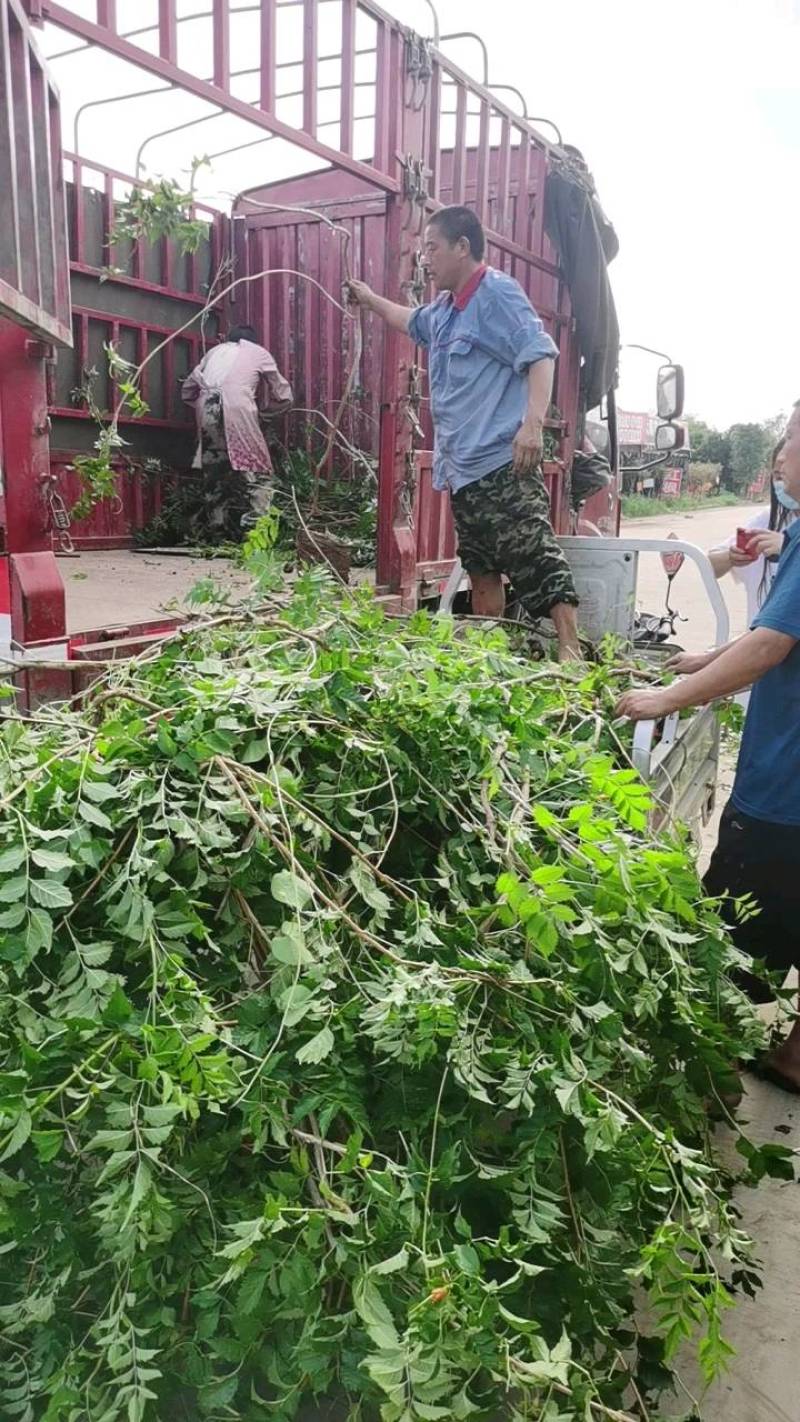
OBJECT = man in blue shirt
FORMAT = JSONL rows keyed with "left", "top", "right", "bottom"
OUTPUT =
{"left": 347, "top": 206, "right": 581, "bottom": 660}
{"left": 617, "top": 402, "right": 800, "bottom": 1091}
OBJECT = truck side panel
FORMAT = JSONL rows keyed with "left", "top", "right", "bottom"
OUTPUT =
{"left": 47, "top": 156, "right": 227, "bottom": 548}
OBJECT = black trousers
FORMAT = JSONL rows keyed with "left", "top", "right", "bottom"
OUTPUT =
{"left": 704, "top": 800, "right": 800, "bottom": 1004}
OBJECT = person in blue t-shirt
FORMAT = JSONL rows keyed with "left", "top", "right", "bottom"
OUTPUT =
{"left": 616, "top": 401, "right": 800, "bottom": 1092}
{"left": 347, "top": 206, "right": 581, "bottom": 661}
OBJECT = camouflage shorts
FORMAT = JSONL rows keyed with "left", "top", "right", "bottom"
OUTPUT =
{"left": 451, "top": 463, "right": 578, "bottom": 618}
{"left": 196, "top": 392, "right": 273, "bottom": 544}
{"left": 200, "top": 466, "right": 273, "bottom": 543}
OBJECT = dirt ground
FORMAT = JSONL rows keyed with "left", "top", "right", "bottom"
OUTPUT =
{"left": 57, "top": 510, "right": 798, "bottom": 1422}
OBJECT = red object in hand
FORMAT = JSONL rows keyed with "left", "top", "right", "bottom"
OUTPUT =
{"left": 736, "top": 527, "right": 755, "bottom": 554}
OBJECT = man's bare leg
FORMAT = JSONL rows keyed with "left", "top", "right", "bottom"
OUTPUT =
{"left": 470, "top": 572, "right": 505, "bottom": 618}
{"left": 470, "top": 577, "right": 581, "bottom": 661}
{"left": 763, "top": 993, "right": 800, "bottom": 1092}
{"left": 550, "top": 601, "right": 582, "bottom": 662}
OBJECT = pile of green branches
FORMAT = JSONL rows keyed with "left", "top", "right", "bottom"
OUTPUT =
{"left": 0, "top": 574, "right": 788, "bottom": 1422}
{"left": 134, "top": 448, "right": 377, "bottom": 563}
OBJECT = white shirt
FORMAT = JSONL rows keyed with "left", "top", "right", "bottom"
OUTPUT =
{"left": 712, "top": 506, "right": 798, "bottom": 707}
{"left": 197, "top": 342, "right": 239, "bottom": 386}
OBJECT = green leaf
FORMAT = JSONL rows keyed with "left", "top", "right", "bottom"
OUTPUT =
{"left": 349, "top": 860, "right": 392, "bottom": 916}
{"left": 0, "top": 904, "right": 27, "bottom": 930}
{"left": 87, "top": 1129, "right": 134, "bottom": 1151}
{"left": 271, "top": 869, "right": 312, "bottom": 910}
{"left": 270, "top": 926, "right": 311, "bottom": 966}
{"left": 200, "top": 1375, "right": 239, "bottom": 1410}
{"left": 354, "top": 1276, "right": 399, "bottom": 1349}
{"left": 25, "top": 908, "right": 53, "bottom": 955}
{"left": 1, "top": 1110, "right": 32, "bottom": 1163}
{"left": 296, "top": 1025, "right": 334, "bottom": 1065}
{"left": 452, "top": 1390, "right": 481, "bottom": 1418}
{"left": 274, "top": 983, "right": 314, "bottom": 1029}
{"left": 241, "top": 737, "right": 269, "bottom": 764}
{"left": 80, "top": 942, "right": 114, "bottom": 966}
{"left": 370, "top": 1247, "right": 410, "bottom": 1275}
{"left": 496, "top": 872, "right": 519, "bottom": 896}
{"left": 32, "top": 1130, "right": 63, "bottom": 1162}
{"left": 82, "top": 779, "right": 121, "bottom": 803}
{"left": 453, "top": 1242, "right": 480, "bottom": 1276}
{"left": 551, "top": 1329, "right": 573, "bottom": 1363}
{"left": 157, "top": 721, "right": 177, "bottom": 755}
{"left": 122, "top": 1160, "right": 153, "bottom": 1224}
{"left": 237, "top": 1268, "right": 268, "bottom": 1315}
{"left": 103, "top": 985, "right": 133, "bottom": 1025}
{"left": 526, "top": 912, "right": 559, "bottom": 958}
{"left": 0, "top": 845, "right": 26, "bottom": 874}
{"left": 555, "top": 1080, "right": 582, "bottom": 1116}
{"left": 79, "top": 800, "right": 114, "bottom": 831}
{"left": 30, "top": 848, "right": 75, "bottom": 872}
{"left": 29, "top": 879, "right": 73, "bottom": 910}
{"left": 2, "top": 877, "right": 29, "bottom": 902}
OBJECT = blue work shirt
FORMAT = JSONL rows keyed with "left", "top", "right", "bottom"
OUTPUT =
{"left": 407, "top": 267, "right": 558, "bottom": 493}
{"left": 733, "top": 519, "right": 800, "bottom": 825}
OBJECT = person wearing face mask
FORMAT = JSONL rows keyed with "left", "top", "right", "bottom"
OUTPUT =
{"left": 707, "top": 438, "right": 799, "bottom": 627}
{"left": 616, "top": 403, "right": 800, "bottom": 1093}
{"left": 701, "top": 440, "right": 799, "bottom": 707}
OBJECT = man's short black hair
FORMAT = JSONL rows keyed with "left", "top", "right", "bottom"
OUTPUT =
{"left": 228, "top": 324, "right": 258, "bottom": 343}
{"left": 427, "top": 206, "right": 486, "bottom": 261}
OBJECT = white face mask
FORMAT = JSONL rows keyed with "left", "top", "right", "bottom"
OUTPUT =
{"left": 774, "top": 479, "right": 800, "bottom": 512}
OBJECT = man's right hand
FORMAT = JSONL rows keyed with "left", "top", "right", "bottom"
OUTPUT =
{"left": 666, "top": 649, "right": 715, "bottom": 675}
{"left": 346, "top": 279, "right": 374, "bottom": 310}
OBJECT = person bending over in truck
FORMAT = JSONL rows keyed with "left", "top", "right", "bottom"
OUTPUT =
{"left": 182, "top": 324, "right": 293, "bottom": 543}
{"left": 346, "top": 206, "right": 581, "bottom": 661}
{"left": 617, "top": 402, "right": 800, "bottom": 1094}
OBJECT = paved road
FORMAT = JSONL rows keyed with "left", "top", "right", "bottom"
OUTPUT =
{"left": 622, "top": 501, "right": 757, "bottom": 652}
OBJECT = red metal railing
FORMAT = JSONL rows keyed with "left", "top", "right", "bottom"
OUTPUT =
{"left": 51, "top": 153, "right": 227, "bottom": 432}
{"left": 37, "top": 0, "right": 401, "bottom": 195}
{"left": 26, "top": 0, "right": 618, "bottom": 598}
{"left": 64, "top": 152, "right": 223, "bottom": 304}
{"left": 1, "top": 0, "right": 71, "bottom": 345}
{"left": 44, "top": 153, "right": 229, "bottom": 547}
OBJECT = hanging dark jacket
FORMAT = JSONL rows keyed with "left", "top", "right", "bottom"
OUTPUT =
{"left": 544, "top": 164, "right": 620, "bottom": 412}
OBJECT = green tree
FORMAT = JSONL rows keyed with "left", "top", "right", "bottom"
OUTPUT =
{"left": 725, "top": 422, "right": 773, "bottom": 495}
{"left": 685, "top": 417, "right": 730, "bottom": 468}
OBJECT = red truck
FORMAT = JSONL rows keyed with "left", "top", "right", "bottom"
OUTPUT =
{"left": 0, "top": 0, "right": 725, "bottom": 828}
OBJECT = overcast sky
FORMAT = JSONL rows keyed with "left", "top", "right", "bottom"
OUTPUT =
{"left": 41, "top": 0, "right": 800, "bottom": 430}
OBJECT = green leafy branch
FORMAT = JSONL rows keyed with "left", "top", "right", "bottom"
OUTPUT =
{"left": 68, "top": 348, "right": 150, "bottom": 522}
{"left": 103, "top": 158, "right": 212, "bottom": 278}
{"left": 0, "top": 580, "right": 788, "bottom": 1421}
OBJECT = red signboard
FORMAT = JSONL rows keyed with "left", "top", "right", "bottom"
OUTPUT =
{"left": 0, "top": 0, "right": 71, "bottom": 346}
{"left": 661, "top": 468, "right": 683, "bottom": 498}
{"left": 617, "top": 410, "right": 659, "bottom": 447}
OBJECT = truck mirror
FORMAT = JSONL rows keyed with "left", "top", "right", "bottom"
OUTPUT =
{"left": 656, "top": 364, "right": 685, "bottom": 420}
{"left": 655, "top": 422, "right": 685, "bottom": 452}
